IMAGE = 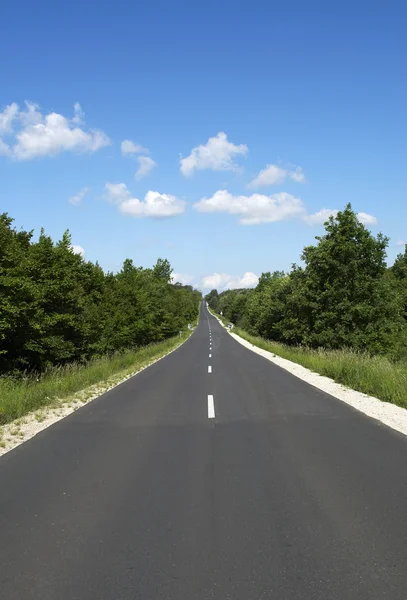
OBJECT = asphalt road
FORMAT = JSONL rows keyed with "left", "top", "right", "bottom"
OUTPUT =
{"left": 1, "top": 301, "right": 407, "bottom": 599}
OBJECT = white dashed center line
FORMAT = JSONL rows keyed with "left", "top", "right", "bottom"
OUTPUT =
{"left": 207, "top": 318, "right": 214, "bottom": 417}
{"left": 207, "top": 395, "right": 215, "bottom": 419}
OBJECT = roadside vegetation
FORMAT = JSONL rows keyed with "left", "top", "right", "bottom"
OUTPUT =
{"left": 206, "top": 204, "right": 407, "bottom": 408}
{"left": 0, "top": 212, "right": 201, "bottom": 423}
{"left": 233, "top": 328, "right": 407, "bottom": 409}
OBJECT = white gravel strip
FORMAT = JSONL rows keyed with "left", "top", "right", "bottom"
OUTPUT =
{"left": 208, "top": 308, "right": 407, "bottom": 437}
{"left": 0, "top": 335, "right": 190, "bottom": 458}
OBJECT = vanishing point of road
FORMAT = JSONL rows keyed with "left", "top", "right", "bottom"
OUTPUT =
{"left": 1, "top": 302, "right": 407, "bottom": 599}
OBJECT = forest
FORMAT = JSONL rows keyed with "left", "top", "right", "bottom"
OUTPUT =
{"left": 0, "top": 213, "right": 201, "bottom": 376}
{"left": 206, "top": 204, "right": 407, "bottom": 362}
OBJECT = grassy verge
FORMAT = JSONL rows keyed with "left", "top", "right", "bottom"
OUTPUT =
{"left": 232, "top": 327, "right": 407, "bottom": 409}
{"left": 0, "top": 329, "right": 192, "bottom": 425}
{"left": 207, "top": 307, "right": 229, "bottom": 327}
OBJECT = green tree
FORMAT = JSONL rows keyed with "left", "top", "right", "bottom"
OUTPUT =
{"left": 0, "top": 214, "right": 34, "bottom": 372}
{"left": 0, "top": 213, "right": 201, "bottom": 374}
{"left": 245, "top": 271, "right": 291, "bottom": 340}
{"left": 153, "top": 258, "right": 173, "bottom": 282}
{"left": 205, "top": 289, "right": 219, "bottom": 310}
{"left": 294, "top": 204, "right": 403, "bottom": 352}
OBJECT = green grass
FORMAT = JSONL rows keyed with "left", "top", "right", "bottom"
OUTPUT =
{"left": 207, "top": 307, "right": 229, "bottom": 327}
{"left": 0, "top": 329, "right": 192, "bottom": 425}
{"left": 232, "top": 327, "right": 407, "bottom": 409}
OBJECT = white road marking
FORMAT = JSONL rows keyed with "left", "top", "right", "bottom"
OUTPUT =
{"left": 209, "top": 353, "right": 212, "bottom": 358}
{"left": 208, "top": 365, "right": 212, "bottom": 373}
{"left": 208, "top": 395, "right": 215, "bottom": 419}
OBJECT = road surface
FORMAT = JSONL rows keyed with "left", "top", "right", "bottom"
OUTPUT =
{"left": 1, "top": 301, "right": 407, "bottom": 599}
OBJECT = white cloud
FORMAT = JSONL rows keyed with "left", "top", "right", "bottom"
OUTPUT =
{"left": 396, "top": 240, "right": 406, "bottom": 247}
{"left": 240, "top": 272, "right": 259, "bottom": 286}
{"left": 70, "top": 245, "right": 85, "bottom": 257}
{"left": 304, "top": 208, "right": 377, "bottom": 227}
{"left": 194, "top": 189, "right": 305, "bottom": 225}
{"left": 202, "top": 271, "right": 259, "bottom": 291}
{"left": 72, "top": 102, "right": 85, "bottom": 125}
{"left": 0, "top": 101, "right": 110, "bottom": 160}
{"left": 135, "top": 155, "right": 156, "bottom": 180}
{"left": 120, "top": 191, "right": 184, "bottom": 218}
{"left": 0, "top": 103, "right": 19, "bottom": 134}
{"left": 249, "top": 164, "right": 287, "bottom": 187}
{"left": 195, "top": 191, "right": 377, "bottom": 230}
{"left": 290, "top": 166, "right": 306, "bottom": 183}
{"left": 202, "top": 273, "right": 230, "bottom": 289}
{"left": 357, "top": 212, "right": 377, "bottom": 225}
{"left": 121, "top": 139, "right": 148, "bottom": 155}
{"left": 249, "top": 164, "right": 306, "bottom": 188}
{"left": 19, "top": 102, "right": 43, "bottom": 127}
{"left": 104, "top": 182, "right": 129, "bottom": 204}
{"left": 104, "top": 183, "right": 185, "bottom": 218}
{"left": 172, "top": 273, "right": 194, "bottom": 285}
{"left": 0, "top": 138, "right": 11, "bottom": 156}
{"left": 121, "top": 140, "right": 155, "bottom": 179}
{"left": 14, "top": 114, "right": 110, "bottom": 160}
{"left": 303, "top": 208, "right": 338, "bottom": 225}
{"left": 180, "top": 132, "right": 248, "bottom": 177}
{"left": 68, "top": 187, "right": 89, "bottom": 205}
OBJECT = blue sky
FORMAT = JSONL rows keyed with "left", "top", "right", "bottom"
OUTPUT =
{"left": 1, "top": 0, "right": 406, "bottom": 291}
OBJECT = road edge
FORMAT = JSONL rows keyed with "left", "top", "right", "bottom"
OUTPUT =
{"left": 0, "top": 328, "right": 195, "bottom": 458}
{"left": 207, "top": 306, "right": 407, "bottom": 437}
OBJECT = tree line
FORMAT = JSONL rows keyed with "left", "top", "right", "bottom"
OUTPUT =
{"left": 0, "top": 213, "right": 201, "bottom": 374}
{"left": 206, "top": 204, "right": 407, "bottom": 360}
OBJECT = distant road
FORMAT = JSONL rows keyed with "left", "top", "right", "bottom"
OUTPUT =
{"left": 1, "top": 301, "right": 407, "bottom": 599}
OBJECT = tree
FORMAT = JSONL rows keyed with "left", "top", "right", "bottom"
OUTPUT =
{"left": 216, "top": 289, "right": 253, "bottom": 327}
{"left": 245, "top": 271, "right": 291, "bottom": 340}
{"left": 153, "top": 258, "right": 173, "bottom": 282}
{"left": 205, "top": 289, "right": 219, "bottom": 310}
{"left": 391, "top": 246, "right": 407, "bottom": 320}
{"left": 0, "top": 213, "right": 201, "bottom": 374}
{"left": 293, "top": 204, "right": 404, "bottom": 352}
{"left": 221, "top": 205, "right": 405, "bottom": 357}
{"left": 0, "top": 214, "right": 34, "bottom": 372}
